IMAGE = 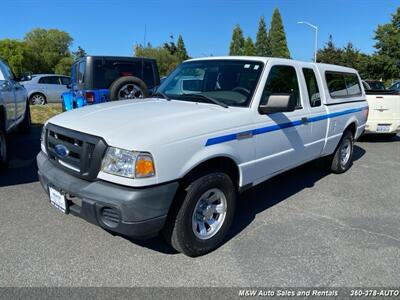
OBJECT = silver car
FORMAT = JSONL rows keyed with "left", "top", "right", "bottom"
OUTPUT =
{"left": 21, "top": 74, "right": 71, "bottom": 105}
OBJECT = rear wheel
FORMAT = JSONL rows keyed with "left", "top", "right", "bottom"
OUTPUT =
{"left": 109, "top": 76, "right": 148, "bottom": 100}
{"left": 162, "top": 172, "right": 236, "bottom": 257}
{"left": 327, "top": 130, "right": 354, "bottom": 173}
{"left": 30, "top": 93, "right": 46, "bottom": 105}
{"left": 0, "top": 128, "right": 8, "bottom": 170}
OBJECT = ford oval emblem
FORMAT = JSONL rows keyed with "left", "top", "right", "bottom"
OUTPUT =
{"left": 54, "top": 144, "right": 69, "bottom": 158}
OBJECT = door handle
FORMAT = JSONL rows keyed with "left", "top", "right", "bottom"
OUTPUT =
{"left": 301, "top": 117, "right": 309, "bottom": 124}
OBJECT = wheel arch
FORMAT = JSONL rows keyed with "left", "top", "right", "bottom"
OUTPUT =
{"left": 180, "top": 155, "right": 240, "bottom": 190}
{"left": 344, "top": 119, "right": 357, "bottom": 137}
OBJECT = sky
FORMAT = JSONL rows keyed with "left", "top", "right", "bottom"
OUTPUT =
{"left": 1, "top": 0, "right": 399, "bottom": 62}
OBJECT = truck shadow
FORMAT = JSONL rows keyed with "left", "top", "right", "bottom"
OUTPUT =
{"left": 129, "top": 145, "right": 366, "bottom": 255}
{"left": 357, "top": 134, "right": 399, "bottom": 143}
{"left": 0, "top": 126, "right": 41, "bottom": 187}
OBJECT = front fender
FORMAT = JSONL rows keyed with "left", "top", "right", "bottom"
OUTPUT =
{"left": 177, "top": 140, "right": 254, "bottom": 187}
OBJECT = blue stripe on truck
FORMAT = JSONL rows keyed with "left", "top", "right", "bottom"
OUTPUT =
{"left": 205, "top": 106, "right": 368, "bottom": 146}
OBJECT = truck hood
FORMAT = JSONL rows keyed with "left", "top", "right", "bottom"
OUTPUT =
{"left": 48, "top": 98, "right": 253, "bottom": 150}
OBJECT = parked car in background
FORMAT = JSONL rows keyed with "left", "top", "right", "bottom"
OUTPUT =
{"left": 0, "top": 58, "right": 31, "bottom": 168}
{"left": 389, "top": 80, "right": 400, "bottom": 92}
{"left": 38, "top": 57, "right": 368, "bottom": 256}
{"left": 62, "top": 56, "right": 160, "bottom": 111}
{"left": 364, "top": 89, "right": 400, "bottom": 138}
{"left": 362, "top": 79, "right": 385, "bottom": 90}
{"left": 21, "top": 74, "right": 71, "bottom": 105}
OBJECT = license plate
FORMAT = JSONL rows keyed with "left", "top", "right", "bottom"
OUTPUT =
{"left": 376, "top": 125, "right": 390, "bottom": 132}
{"left": 49, "top": 186, "right": 67, "bottom": 213}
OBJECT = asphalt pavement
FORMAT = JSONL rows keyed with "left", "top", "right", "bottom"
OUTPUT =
{"left": 0, "top": 127, "right": 399, "bottom": 287}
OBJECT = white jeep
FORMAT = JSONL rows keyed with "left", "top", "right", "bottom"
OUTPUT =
{"left": 37, "top": 57, "right": 368, "bottom": 256}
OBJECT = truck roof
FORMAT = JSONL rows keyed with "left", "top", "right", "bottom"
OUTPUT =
{"left": 185, "top": 56, "right": 359, "bottom": 74}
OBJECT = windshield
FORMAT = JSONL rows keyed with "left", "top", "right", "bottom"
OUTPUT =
{"left": 157, "top": 60, "right": 264, "bottom": 107}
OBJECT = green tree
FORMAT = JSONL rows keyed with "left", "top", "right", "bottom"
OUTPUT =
{"left": 176, "top": 34, "right": 189, "bottom": 61}
{"left": 73, "top": 46, "right": 87, "bottom": 59}
{"left": 255, "top": 16, "right": 270, "bottom": 56}
{"left": 317, "top": 35, "right": 344, "bottom": 65}
{"left": 135, "top": 43, "right": 180, "bottom": 76}
{"left": 163, "top": 34, "right": 178, "bottom": 55}
{"left": 24, "top": 28, "right": 73, "bottom": 73}
{"left": 373, "top": 7, "right": 400, "bottom": 80}
{"left": 243, "top": 37, "right": 256, "bottom": 56}
{"left": 317, "top": 36, "right": 373, "bottom": 79}
{"left": 0, "top": 39, "right": 35, "bottom": 77}
{"left": 268, "top": 8, "right": 291, "bottom": 58}
{"left": 55, "top": 56, "right": 74, "bottom": 75}
{"left": 229, "top": 25, "right": 245, "bottom": 55}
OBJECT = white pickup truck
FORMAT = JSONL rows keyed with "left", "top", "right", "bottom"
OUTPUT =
{"left": 37, "top": 57, "right": 368, "bottom": 256}
{"left": 0, "top": 58, "right": 31, "bottom": 168}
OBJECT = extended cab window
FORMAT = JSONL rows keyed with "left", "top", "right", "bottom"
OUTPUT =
{"left": 326, "top": 72, "right": 361, "bottom": 98}
{"left": 260, "top": 65, "right": 301, "bottom": 107}
{"left": 345, "top": 74, "right": 361, "bottom": 96}
{"left": 303, "top": 68, "right": 321, "bottom": 107}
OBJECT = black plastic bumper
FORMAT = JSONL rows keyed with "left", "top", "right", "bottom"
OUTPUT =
{"left": 37, "top": 151, "right": 179, "bottom": 238}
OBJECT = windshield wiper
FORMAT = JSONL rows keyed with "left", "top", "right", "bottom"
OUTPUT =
{"left": 153, "top": 91, "right": 171, "bottom": 101}
{"left": 184, "top": 94, "right": 228, "bottom": 108}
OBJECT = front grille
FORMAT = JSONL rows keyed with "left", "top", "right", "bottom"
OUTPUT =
{"left": 45, "top": 123, "right": 107, "bottom": 181}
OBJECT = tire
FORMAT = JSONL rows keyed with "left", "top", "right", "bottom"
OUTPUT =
{"left": 162, "top": 172, "right": 236, "bottom": 257}
{"left": 17, "top": 102, "right": 31, "bottom": 134}
{"left": 0, "top": 127, "right": 8, "bottom": 170}
{"left": 109, "top": 76, "right": 149, "bottom": 101}
{"left": 29, "top": 93, "right": 46, "bottom": 105}
{"left": 327, "top": 130, "right": 354, "bottom": 174}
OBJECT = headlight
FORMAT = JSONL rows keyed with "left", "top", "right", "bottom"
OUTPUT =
{"left": 40, "top": 126, "right": 47, "bottom": 154}
{"left": 101, "top": 147, "right": 155, "bottom": 179}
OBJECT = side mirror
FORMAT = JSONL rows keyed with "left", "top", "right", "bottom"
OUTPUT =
{"left": 258, "top": 93, "right": 297, "bottom": 114}
{"left": 66, "top": 84, "right": 72, "bottom": 89}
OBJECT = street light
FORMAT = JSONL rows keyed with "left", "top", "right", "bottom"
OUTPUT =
{"left": 297, "top": 21, "right": 318, "bottom": 63}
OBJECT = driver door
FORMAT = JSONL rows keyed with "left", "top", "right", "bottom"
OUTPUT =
{"left": 252, "top": 63, "right": 312, "bottom": 182}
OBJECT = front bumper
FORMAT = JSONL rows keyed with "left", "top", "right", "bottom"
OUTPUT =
{"left": 37, "top": 151, "right": 179, "bottom": 238}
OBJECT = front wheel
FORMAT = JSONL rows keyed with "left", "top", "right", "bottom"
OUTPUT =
{"left": 328, "top": 130, "right": 354, "bottom": 173}
{"left": 162, "top": 172, "right": 236, "bottom": 257}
